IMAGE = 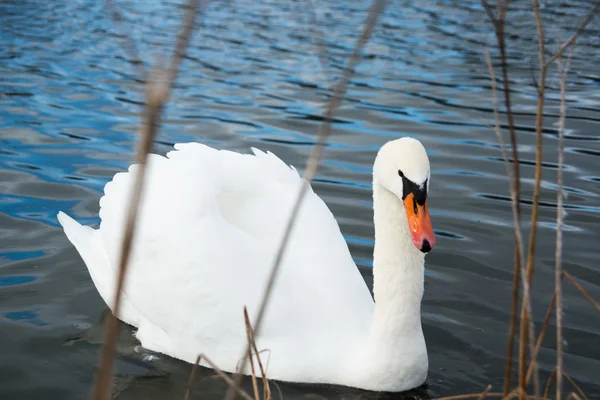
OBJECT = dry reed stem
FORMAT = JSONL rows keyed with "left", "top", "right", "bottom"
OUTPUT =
{"left": 544, "top": 1, "right": 600, "bottom": 68}
{"left": 504, "top": 388, "right": 523, "bottom": 400}
{"left": 543, "top": 366, "right": 557, "bottom": 399}
{"left": 563, "top": 373, "right": 588, "bottom": 400}
{"left": 519, "top": 1, "right": 547, "bottom": 397}
{"left": 201, "top": 354, "right": 255, "bottom": 400}
{"left": 504, "top": 387, "right": 534, "bottom": 400}
{"left": 242, "top": 309, "right": 260, "bottom": 400}
{"left": 484, "top": 48, "right": 537, "bottom": 398}
{"left": 91, "top": 1, "right": 201, "bottom": 399}
{"left": 477, "top": 385, "right": 493, "bottom": 400}
{"left": 562, "top": 271, "right": 600, "bottom": 312}
{"left": 480, "top": 2, "right": 522, "bottom": 393}
{"left": 244, "top": 307, "right": 271, "bottom": 400}
{"left": 525, "top": 291, "right": 556, "bottom": 384}
{"left": 521, "top": 2, "right": 600, "bottom": 395}
{"left": 185, "top": 355, "right": 203, "bottom": 400}
{"left": 271, "top": 380, "right": 283, "bottom": 400}
{"left": 542, "top": 369, "right": 588, "bottom": 400}
{"left": 554, "top": 41, "right": 573, "bottom": 400}
{"left": 570, "top": 393, "right": 583, "bottom": 400}
{"left": 224, "top": 2, "right": 386, "bottom": 399}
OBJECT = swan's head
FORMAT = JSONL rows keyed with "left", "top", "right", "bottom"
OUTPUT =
{"left": 373, "top": 137, "right": 435, "bottom": 253}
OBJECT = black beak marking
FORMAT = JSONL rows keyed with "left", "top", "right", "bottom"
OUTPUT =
{"left": 421, "top": 239, "right": 432, "bottom": 253}
{"left": 399, "top": 171, "right": 428, "bottom": 205}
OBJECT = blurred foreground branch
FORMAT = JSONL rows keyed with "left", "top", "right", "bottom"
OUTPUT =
{"left": 92, "top": 1, "right": 201, "bottom": 399}
{"left": 224, "top": 1, "right": 387, "bottom": 399}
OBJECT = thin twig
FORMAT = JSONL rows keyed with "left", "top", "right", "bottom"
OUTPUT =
{"left": 484, "top": 47, "right": 535, "bottom": 398}
{"left": 545, "top": 1, "right": 600, "bottom": 67}
{"left": 554, "top": 40, "right": 572, "bottom": 400}
{"left": 202, "top": 354, "right": 255, "bottom": 400}
{"left": 526, "top": 291, "right": 556, "bottom": 384}
{"left": 480, "top": 0, "right": 496, "bottom": 23}
{"left": 564, "top": 372, "right": 588, "bottom": 400}
{"left": 244, "top": 307, "right": 271, "bottom": 400}
{"left": 544, "top": 366, "right": 557, "bottom": 398}
{"left": 563, "top": 271, "right": 600, "bottom": 312}
{"left": 570, "top": 393, "right": 583, "bottom": 400}
{"left": 480, "top": 2, "right": 522, "bottom": 394}
{"left": 477, "top": 385, "right": 493, "bottom": 400}
{"left": 224, "top": 2, "right": 386, "bottom": 399}
{"left": 91, "top": 2, "right": 201, "bottom": 399}
{"left": 244, "top": 316, "right": 260, "bottom": 400}
{"left": 502, "top": 387, "right": 521, "bottom": 400}
{"left": 271, "top": 381, "right": 284, "bottom": 400}
{"left": 185, "top": 355, "right": 203, "bottom": 400}
{"left": 519, "top": 1, "right": 547, "bottom": 397}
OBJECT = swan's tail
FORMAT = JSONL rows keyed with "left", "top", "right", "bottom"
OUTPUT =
{"left": 57, "top": 212, "right": 139, "bottom": 326}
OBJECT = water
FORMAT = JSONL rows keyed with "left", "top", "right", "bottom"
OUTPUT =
{"left": 1, "top": 0, "right": 600, "bottom": 398}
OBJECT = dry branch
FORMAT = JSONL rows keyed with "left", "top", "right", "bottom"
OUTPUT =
{"left": 563, "top": 271, "right": 600, "bottom": 312}
{"left": 91, "top": 1, "right": 201, "bottom": 399}
{"left": 203, "top": 354, "right": 255, "bottom": 400}
{"left": 519, "top": 1, "right": 547, "bottom": 397}
{"left": 570, "top": 393, "right": 584, "bottom": 400}
{"left": 526, "top": 291, "right": 556, "bottom": 384}
{"left": 244, "top": 307, "right": 271, "bottom": 400}
{"left": 185, "top": 355, "right": 203, "bottom": 400}
{"left": 545, "top": 1, "right": 600, "bottom": 67}
{"left": 245, "top": 332, "right": 260, "bottom": 400}
{"left": 554, "top": 41, "right": 573, "bottom": 400}
{"left": 224, "top": 2, "right": 386, "bottom": 399}
{"left": 564, "top": 373, "right": 588, "bottom": 400}
{"left": 484, "top": 48, "right": 536, "bottom": 398}
{"left": 480, "top": 2, "right": 522, "bottom": 393}
{"left": 477, "top": 385, "right": 493, "bottom": 400}
{"left": 543, "top": 366, "right": 557, "bottom": 399}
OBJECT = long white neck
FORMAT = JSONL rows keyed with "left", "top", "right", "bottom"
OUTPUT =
{"left": 369, "top": 182, "right": 425, "bottom": 344}
{"left": 347, "top": 182, "right": 428, "bottom": 391}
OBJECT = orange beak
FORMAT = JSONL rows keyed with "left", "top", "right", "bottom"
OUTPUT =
{"left": 403, "top": 193, "right": 435, "bottom": 253}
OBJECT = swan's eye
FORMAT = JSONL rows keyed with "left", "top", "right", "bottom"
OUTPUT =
{"left": 398, "top": 170, "right": 404, "bottom": 178}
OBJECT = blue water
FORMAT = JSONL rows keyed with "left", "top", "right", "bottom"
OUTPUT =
{"left": 1, "top": 0, "right": 600, "bottom": 399}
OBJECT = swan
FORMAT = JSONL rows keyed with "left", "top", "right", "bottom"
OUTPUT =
{"left": 57, "top": 137, "right": 435, "bottom": 392}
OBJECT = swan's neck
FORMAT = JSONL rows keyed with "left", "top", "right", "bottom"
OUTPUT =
{"left": 369, "top": 183, "right": 425, "bottom": 343}
{"left": 343, "top": 183, "right": 429, "bottom": 391}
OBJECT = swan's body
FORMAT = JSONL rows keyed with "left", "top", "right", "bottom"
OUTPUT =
{"left": 58, "top": 138, "right": 434, "bottom": 392}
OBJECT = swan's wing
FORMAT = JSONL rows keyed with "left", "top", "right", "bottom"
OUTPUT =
{"left": 78, "top": 143, "right": 373, "bottom": 365}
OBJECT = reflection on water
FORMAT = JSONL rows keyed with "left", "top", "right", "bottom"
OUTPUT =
{"left": 1, "top": 0, "right": 600, "bottom": 399}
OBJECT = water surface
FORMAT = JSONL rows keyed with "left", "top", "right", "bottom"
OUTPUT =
{"left": 1, "top": 0, "right": 600, "bottom": 399}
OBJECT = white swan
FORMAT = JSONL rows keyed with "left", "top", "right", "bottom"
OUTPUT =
{"left": 57, "top": 137, "right": 435, "bottom": 392}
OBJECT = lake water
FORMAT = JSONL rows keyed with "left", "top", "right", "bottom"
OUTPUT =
{"left": 1, "top": 0, "right": 600, "bottom": 399}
